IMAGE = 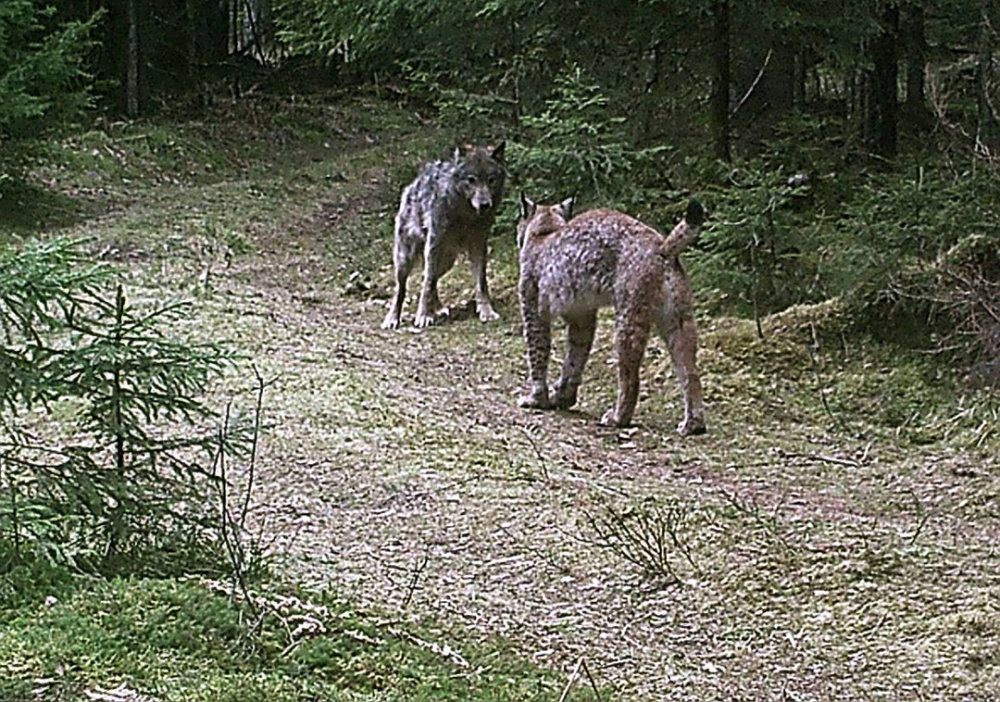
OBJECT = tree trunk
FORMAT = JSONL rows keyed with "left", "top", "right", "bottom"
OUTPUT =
{"left": 771, "top": 43, "right": 797, "bottom": 113}
{"left": 976, "top": 0, "right": 999, "bottom": 149}
{"left": 126, "top": 0, "right": 139, "bottom": 117}
{"left": 186, "top": 0, "right": 200, "bottom": 78}
{"left": 710, "top": 0, "right": 731, "bottom": 162}
{"left": 231, "top": 0, "right": 239, "bottom": 54}
{"left": 867, "top": 3, "right": 899, "bottom": 160}
{"left": 205, "top": 0, "right": 230, "bottom": 64}
{"left": 902, "top": 3, "right": 929, "bottom": 116}
{"left": 794, "top": 51, "right": 806, "bottom": 108}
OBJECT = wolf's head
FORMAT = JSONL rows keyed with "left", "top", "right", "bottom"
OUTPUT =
{"left": 516, "top": 193, "right": 574, "bottom": 250}
{"left": 452, "top": 142, "right": 506, "bottom": 215}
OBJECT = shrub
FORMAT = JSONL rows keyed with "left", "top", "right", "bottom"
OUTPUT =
{"left": 0, "top": 238, "right": 247, "bottom": 575}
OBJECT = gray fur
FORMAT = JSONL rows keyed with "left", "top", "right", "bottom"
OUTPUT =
{"left": 382, "top": 142, "right": 507, "bottom": 329}
{"left": 516, "top": 197, "right": 707, "bottom": 435}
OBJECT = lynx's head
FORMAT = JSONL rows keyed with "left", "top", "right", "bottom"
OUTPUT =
{"left": 452, "top": 142, "right": 506, "bottom": 216}
{"left": 516, "top": 193, "right": 574, "bottom": 250}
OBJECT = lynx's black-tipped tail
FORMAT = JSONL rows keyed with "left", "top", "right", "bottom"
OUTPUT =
{"left": 660, "top": 199, "right": 705, "bottom": 259}
{"left": 685, "top": 199, "right": 705, "bottom": 228}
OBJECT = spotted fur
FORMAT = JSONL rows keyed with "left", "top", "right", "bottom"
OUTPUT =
{"left": 516, "top": 196, "right": 707, "bottom": 435}
{"left": 382, "top": 142, "right": 507, "bottom": 329}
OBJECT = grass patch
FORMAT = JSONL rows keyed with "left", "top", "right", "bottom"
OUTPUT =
{"left": 0, "top": 573, "right": 594, "bottom": 702}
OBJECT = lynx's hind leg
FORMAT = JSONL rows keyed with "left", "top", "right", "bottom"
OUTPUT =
{"left": 601, "top": 305, "right": 652, "bottom": 428}
{"left": 656, "top": 309, "right": 706, "bottom": 436}
{"left": 552, "top": 311, "right": 597, "bottom": 409}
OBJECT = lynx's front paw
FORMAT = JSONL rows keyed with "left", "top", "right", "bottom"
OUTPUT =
{"left": 600, "top": 409, "right": 630, "bottom": 427}
{"left": 518, "top": 391, "right": 551, "bottom": 409}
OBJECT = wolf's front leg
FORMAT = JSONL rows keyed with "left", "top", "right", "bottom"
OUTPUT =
{"left": 467, "top": 233, "right": 499, "bottom": 323}
{"left": 415, "top": 235, "right": 453, "bottom": 328}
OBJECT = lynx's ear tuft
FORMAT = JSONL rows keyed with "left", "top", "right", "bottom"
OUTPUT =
{"left": 685, "top": 199, "right": 705, "bottom": 228}
{"left": 519, "top": 192, "right": 536, "bottom": 219}
{"left": 557, "top": 196, "right": 574, "bottom": 220}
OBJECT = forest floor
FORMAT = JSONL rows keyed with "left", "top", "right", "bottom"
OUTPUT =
{"left": 6, "top": 92, "right": 1000, "bottom": 701}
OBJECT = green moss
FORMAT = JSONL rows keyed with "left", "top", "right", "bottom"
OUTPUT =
{"left": 0, "top": 576, "right": 589, "bottom": 702}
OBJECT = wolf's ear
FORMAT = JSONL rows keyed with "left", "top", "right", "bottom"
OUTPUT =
{"left": 519, "top": 192, "right": 535, "bottom": 219}
{"left": 453, "top": 143, "right": 473, "bottom": 162}
{"left": 557, "top": 196, "right": 574, "bottom": 220}
{"left": 489, "top": 141, "right": 506, "bottom": 162}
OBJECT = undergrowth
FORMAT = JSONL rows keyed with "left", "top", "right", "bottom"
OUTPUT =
{"left": 0, "top": 573, "right": 589, "bottom": 702}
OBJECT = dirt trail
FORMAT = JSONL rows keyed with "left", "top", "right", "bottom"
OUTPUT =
{"left": 197, "top": 141, "right": 1000, "bottom": 701}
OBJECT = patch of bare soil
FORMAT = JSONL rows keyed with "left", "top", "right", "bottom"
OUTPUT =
{"left": 199, "top": 157, "right": 1000, "bottom": 702}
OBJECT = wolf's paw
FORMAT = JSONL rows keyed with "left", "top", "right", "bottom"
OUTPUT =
{"left": 381, "top": 311, "right": 401, "bottom": 330}
{"left": 414, "top": 310, "right": 438, "bottom": 328}
{"left": 677, "top": 415, "right": 707, "bottom": 437}
{"left": 518, "top": 392, "right": 551, "bottom": 410}
{"left": 477, "top": 304, "right": 500, "bottom": 323}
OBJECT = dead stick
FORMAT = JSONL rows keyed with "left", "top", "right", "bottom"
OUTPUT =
{"left": 558, "top": 658, "right": 584, "bottom": 702}
{"left": 581, "top": 658, "right": 603, "bottom": 701}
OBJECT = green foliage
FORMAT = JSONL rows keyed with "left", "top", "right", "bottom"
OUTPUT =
{"left": 0, "top": 238, "right": 245, "bottom": 575}
{"left": 0, "top": 576, "right": 589, "bottom": 701}
{"left": 689, "top": 160, "right": 819, "bottom": 316}
{"left": 827, "top": 162, "right": 1000, "bottom": 360}
{"left": 0, "top": 1, "right": 99, "bottom": 195}
{"left": 686, "top": 106, "right": 1000, "bottom": 366}
{"left": 510, "top": 66, "right": 671, "bottom": 205}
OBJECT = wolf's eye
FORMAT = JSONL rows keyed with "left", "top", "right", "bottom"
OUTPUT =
{"left": 465, "top": 175, "right": 477, "bottom": 184}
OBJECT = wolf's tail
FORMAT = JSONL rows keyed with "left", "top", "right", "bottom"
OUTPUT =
{"left": 660, "top": 200, "right": 705, "bottom": 259}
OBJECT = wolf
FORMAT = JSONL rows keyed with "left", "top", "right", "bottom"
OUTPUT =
{"left": 516, "top": 195, "right": 707, "bottom": 435}
{"left": 382, "top": 142, "right": 507, "bottom": 329}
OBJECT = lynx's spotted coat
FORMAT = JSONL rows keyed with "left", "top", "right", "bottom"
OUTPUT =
{"left": 516, "top": 196, "right": 707, "bottom": 435}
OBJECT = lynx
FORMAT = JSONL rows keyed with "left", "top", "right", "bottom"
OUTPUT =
{"left": 382, "top": 142, "right": 506, "bottom": 329}
{"left": 516, "top": 195, "right": 707, "bottom": 435}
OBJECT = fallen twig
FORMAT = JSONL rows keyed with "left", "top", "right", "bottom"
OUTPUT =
{"left": 558, "top": 657, "right": 585, "bottom": 702}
